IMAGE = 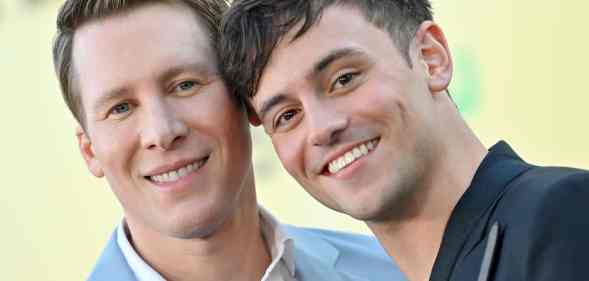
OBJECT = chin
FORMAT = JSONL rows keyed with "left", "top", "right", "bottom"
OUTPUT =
{"left": 346, "top": 183, "right": 416, "bottom": 222}
{"left": 342, "top": 203, "right": 387, "bottom": 222}
{"left": 175, "top": 221, "right": 224, "bottom": 239}
{"left": 164, "top": 214, "right": 226, "bottom": 239}
{"left": 165, "top": 202, "right": 234, "bottom": 239}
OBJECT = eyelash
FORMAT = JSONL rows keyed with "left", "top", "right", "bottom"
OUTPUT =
{"left": 108, "top": 102, "right": 133, "bottom": 118}
{"left": 274, "top": 108, "right": 301, "bottom": 129}
{"left": 174, "top": 80, "right": 198, "bottom": 92}
{"left": 330, "top": 71, "right": 360, "bottom": 92}
{"left": 268, "top": 72, "right": 360, "bottom": 129}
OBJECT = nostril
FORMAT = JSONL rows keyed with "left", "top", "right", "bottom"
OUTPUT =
{"left": 171, "top": 135, "right": 185, "bottom": 145}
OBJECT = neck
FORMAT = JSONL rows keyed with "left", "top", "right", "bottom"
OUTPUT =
{"left": 126, "top": 171, "right": 270, "bottom": 281}
{"left": 368, "top": 105, "right": 487, "bottom": 281}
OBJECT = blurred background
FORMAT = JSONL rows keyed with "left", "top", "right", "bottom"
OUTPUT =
{"left": 0, "top": 0, "right": 587, "bottom": 280}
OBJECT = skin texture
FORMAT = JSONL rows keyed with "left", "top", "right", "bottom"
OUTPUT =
{"left": 73, "top": 3, "right": 269, "bottom": 280}
{"left": 253, "top": 5, "right": 449, "bottom": 221}
{"left": 251, "top": 5, "right": 487, "bottom": 281}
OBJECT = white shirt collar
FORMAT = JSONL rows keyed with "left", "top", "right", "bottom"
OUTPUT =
{"left": 117, "top": 222, "right": 165, "bottom": 281}
{"left": 258, "top": 206, "right": 296, "bottom": 278}
{"left": 116, "top": 206, "right": 296, "bottom": 281}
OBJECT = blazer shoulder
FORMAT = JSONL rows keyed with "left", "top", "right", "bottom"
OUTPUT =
{"left": 493, "top": 165, "right": 589, "bottom": 243}
{"left": 505, "top": 167, "right": 589, "bottom": 280}
{"left": 525, "top": 167, "right": 589, "bottom": 222}
{"left": 285, "top": 225, "right": 386, "bottom": 253}
{"left": 87, "top": 230, "right": 136, "bottom": 281}
{"left": 514, "top": 165, "right": 589, "bottom": 191}
{"left": 499, "top": 166, "right": 589, "bottom": 209}
{"left": 285, "top": 225, "right": 406, "bottom": 280}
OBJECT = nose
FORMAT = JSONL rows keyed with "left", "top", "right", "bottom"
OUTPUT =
{"left": 308, "top": 104, "right": 349, "bottom": 147}
{"left": 140, "top": 101, "right": 189, "bottom": 151}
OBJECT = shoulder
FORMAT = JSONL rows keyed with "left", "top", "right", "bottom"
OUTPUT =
{"left": 498, "top": 167, "right": 589, "bottom": 279}
{"left": 498, "top": 166, "right": 589, "bottom": 211}
{"left": 522, "top": 167, "right": 589, "bottom": 228}
{"left": 285, "top": 225, "right": 383, "bottom": 249}
{"left": 284, "top": 225, "right": 405, "bottom": 280}
{"left": 514, "top": 165, "right": 589, "bottom": 190}
{"left": 87, "top": 230, "right": 136, "bottom": 281}
{"left": 501, "top": 166, "right": 589, "bottom": 237}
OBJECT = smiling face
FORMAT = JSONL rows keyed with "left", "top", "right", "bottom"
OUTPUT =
{"left": 253, "top": 5, "right": 452, "bottom": 221}
{"left": 73, "top": 2, "right": 253, "bottom": 238}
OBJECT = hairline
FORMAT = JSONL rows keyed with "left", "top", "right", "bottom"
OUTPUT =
{"left": 251, "top": 1, "right": 422, "bottom": 100}
{"left": 60, "top": 0, "right": 224, "bottom": 129}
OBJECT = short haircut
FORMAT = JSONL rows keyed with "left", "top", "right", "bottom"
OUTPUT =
{"left": 220, "top": 0, "right": 433, "bottom": 100}
{"left": 52, "top": 0, "right": 229, "bottom": 126}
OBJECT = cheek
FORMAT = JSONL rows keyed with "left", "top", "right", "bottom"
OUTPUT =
{"left": 187, "top": 95, "right": 253, "bottom": 176}
{"left": 272, "top": 134, "right": 305, "bottom": 178}
{"left": 222, "top": 122, "right": 252, "bottom": 171}
{"left": 361, "top": 82, "right": 410, "bottom": 124}
{"left": 92, "top": 126, "right": 137, "bottom": 176}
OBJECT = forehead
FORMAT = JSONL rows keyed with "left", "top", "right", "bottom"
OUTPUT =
{"left": 255, "top": 5, "right": 401, "bottom": 101}
{"left": 72, "top": 2, "right": 216, "bottom": 100}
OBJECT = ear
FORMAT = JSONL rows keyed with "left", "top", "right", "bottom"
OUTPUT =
{"left": 414, "top": 21, "right": 453, "bottom": 93}
{"left": 245, "top": 99, "right": 262, "bottom": 126}
{"left": 76, "top": 126, "right": 104, "bottom": 178}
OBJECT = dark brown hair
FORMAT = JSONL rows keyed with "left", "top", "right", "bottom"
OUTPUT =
{"left": 52, "top": 0, "right": 229, "bottom": 126}
{"left": 220, "top": 0, "right": 433, "bottom": 100}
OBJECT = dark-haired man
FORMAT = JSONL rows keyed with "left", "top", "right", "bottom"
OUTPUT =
{"left": 220, "top": 1, "right": 589, "bottom": 280}
{"left": 52, "top": 0, "right": 405, "bottom": 280}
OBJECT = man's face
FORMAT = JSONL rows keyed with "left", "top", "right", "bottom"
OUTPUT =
{"left": 252, "top": 5, "right": 448, "bottom": 221}
{"left": 73, "top": 3, "right": 253, "bottom": 238}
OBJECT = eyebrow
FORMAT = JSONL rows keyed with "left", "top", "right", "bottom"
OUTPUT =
{"left": 157, "top": 62, "right": 216, "bottom": 85}
{"left": 91, "top": 62, "right": 215, "bottom": 113}
{"left": 92, "top": 87, "right": 129, "bottom": 114}
{"left": 258, "top": 94, "right": 289, "bottom": 120}
{"left": 311, "top": 47, "right": 363, "bottom": 78}
{"left": 257, "top": 48, "right": 363, "bottom": 120}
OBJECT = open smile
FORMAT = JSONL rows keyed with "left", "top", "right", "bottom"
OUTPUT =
{"left": 324, "top": 138, "right": 380, "bottom": 175}
{"left": 146, "top": 156, "right": 209, "bottom": 184}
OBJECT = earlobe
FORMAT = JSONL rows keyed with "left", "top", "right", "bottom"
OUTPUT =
{"left": 76, "top": 126, "right": 104, "bottom": 178}
{"left": 414, "top": 21, "right": 453, "bottom": 93}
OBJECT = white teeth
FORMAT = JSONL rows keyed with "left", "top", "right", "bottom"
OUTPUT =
{"left": 169, "top": 171, "right": 179, "bottom": 181}
{"left": 178, "top": 167, "right": 187, "bottom": 177}
{"left": 149, "top": 160, "right": 205, "bottom": 183}
{"left": 352, "top": 148, "right": 361, "bottom": 158}
{"left": 360, "top": 144, "right": 368, "bottom": 155}
{"left": 327, "top": 139, "right": 379, "bottom": 174}
{"left": 344, "top": 152, "right": 353, "bottom": 163}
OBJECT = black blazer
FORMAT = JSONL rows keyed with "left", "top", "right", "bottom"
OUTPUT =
{"left": 429, "top": 141, "right": 589, "bottom": 281}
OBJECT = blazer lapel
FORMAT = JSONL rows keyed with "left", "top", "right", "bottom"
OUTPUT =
{"left": 477, "top": 222, "right": 500, "bottom": 281}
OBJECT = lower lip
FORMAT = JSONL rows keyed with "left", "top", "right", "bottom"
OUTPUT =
{"left": 149, "top": 159, "right": 209, "bottom": 192}
{"left": 325, "top": 140, "right": 379, "bottom": 179}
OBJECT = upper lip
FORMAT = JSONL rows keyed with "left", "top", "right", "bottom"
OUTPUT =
{"left": 143, "top": 155, "right": 209, "bottom": 177}
{"left": 315, "top": 137, "right": 379, "bottom": 175}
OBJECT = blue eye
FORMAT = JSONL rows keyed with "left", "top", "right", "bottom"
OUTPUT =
{"left": 111, "top": 103, "right": 130, "bottom": 114}
{"left": 173, "top": 80, "right": 203, "bottom": 97}
{"left": 177, "top": 81, "right": 195, "bottom": 91}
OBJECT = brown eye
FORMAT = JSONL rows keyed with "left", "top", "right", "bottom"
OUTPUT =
{"left": 274, "top": 109, "right": 301, "bottom": 129}
{"left": 331, "top": 72, "right": 359, "bottom": 91}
